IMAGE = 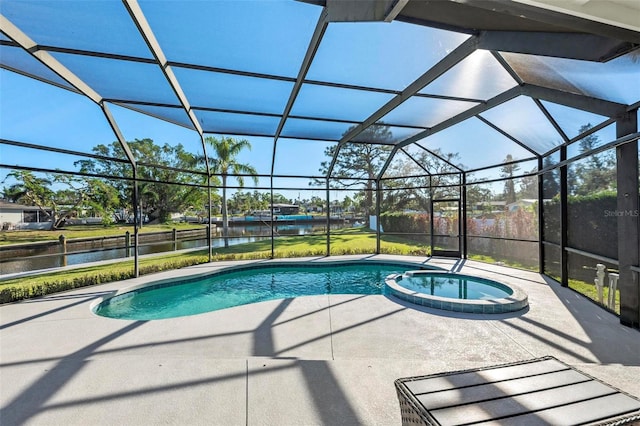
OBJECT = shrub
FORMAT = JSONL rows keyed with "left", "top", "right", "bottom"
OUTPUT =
{"left": 0, "top": 254, "right": 212, "bottom": 304}
{"left": 380, "top": 212, "right": 430, "bottom": 235}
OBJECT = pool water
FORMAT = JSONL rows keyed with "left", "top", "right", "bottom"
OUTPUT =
{"left": 95, "top": 263, "right": 410, "bottom": 320}
{"left": 398, "top": 273, "right": 513, "bottom": 300}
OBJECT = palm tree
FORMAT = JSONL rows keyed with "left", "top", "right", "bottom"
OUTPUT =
{"left": 205, "top": 136, "right": 258, "bottom": 247}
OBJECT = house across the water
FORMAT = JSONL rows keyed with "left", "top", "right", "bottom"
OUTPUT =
{"left": 0, "top": 200, "right": 52, "bottom": 230}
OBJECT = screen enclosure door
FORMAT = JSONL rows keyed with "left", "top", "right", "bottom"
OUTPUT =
{"left": 431, "top": 199, "right": 461, "bottom": 257}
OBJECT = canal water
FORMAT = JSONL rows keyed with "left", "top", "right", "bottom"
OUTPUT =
{"left": 1, "top": 223, "right": 348, "bottom": 275}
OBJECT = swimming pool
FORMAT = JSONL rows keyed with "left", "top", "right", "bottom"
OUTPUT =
{"left": 385, "top": 271, "right": 528, "bottom": 314}
{"left": 94, "top": 262, "right": 426, "bottom": 320}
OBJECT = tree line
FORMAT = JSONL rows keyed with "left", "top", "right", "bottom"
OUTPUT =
{"left": 2, "top": 136, "right": 257, "bottom": 234}
{"left": 2, "top": 123, "right": 618, "bottom": 232}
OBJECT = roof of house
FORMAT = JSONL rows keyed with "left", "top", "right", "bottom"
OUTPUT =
{"left": 0, "top": 200, "right": 41, "bottom": 211}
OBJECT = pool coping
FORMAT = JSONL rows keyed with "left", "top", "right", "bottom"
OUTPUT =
{"left": 89, "top": 258, "right": 446, "bottom": 316}
{"left": 385, "top": 270, "right": 529, "bottom": 314}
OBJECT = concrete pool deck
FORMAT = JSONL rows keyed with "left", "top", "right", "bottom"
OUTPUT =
{"left": 1, "top": 255, "right": 639, "bottom": 425}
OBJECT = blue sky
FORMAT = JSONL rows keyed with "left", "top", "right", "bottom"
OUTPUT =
{"left": 1, "top": 0, "right": 637, "bottom": 202}
{"left": 0, "top": 64, "right": 624, "bottom": 201}
{"left": 0, "top": 1, "right": 468, "bottom": 200}
{"left": 0, "top": 69, "right": 339, "bottom": 201}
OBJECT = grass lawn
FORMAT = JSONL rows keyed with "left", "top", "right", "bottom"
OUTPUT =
{"left": 569, "top": 279, "right": 620, "bottom": 315}
{"left": 0, "top": 228, "right": 430, "bottom": 303}
{"left": 0, "top": 223, "right": 206, "bottom": 246}
{"left": 466, "top": 254, "right": 538, "bottom": 272}
{"left": 211, "top": 228, "right": 430, "bottom": 257}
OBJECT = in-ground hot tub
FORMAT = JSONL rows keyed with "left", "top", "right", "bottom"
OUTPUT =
{"left": 385, "top": 270, "right": 528, "bottom": 314}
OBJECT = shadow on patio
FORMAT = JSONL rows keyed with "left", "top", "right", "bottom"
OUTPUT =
{"left": 1, "top": 259, "right": 639, "bottom": 425}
